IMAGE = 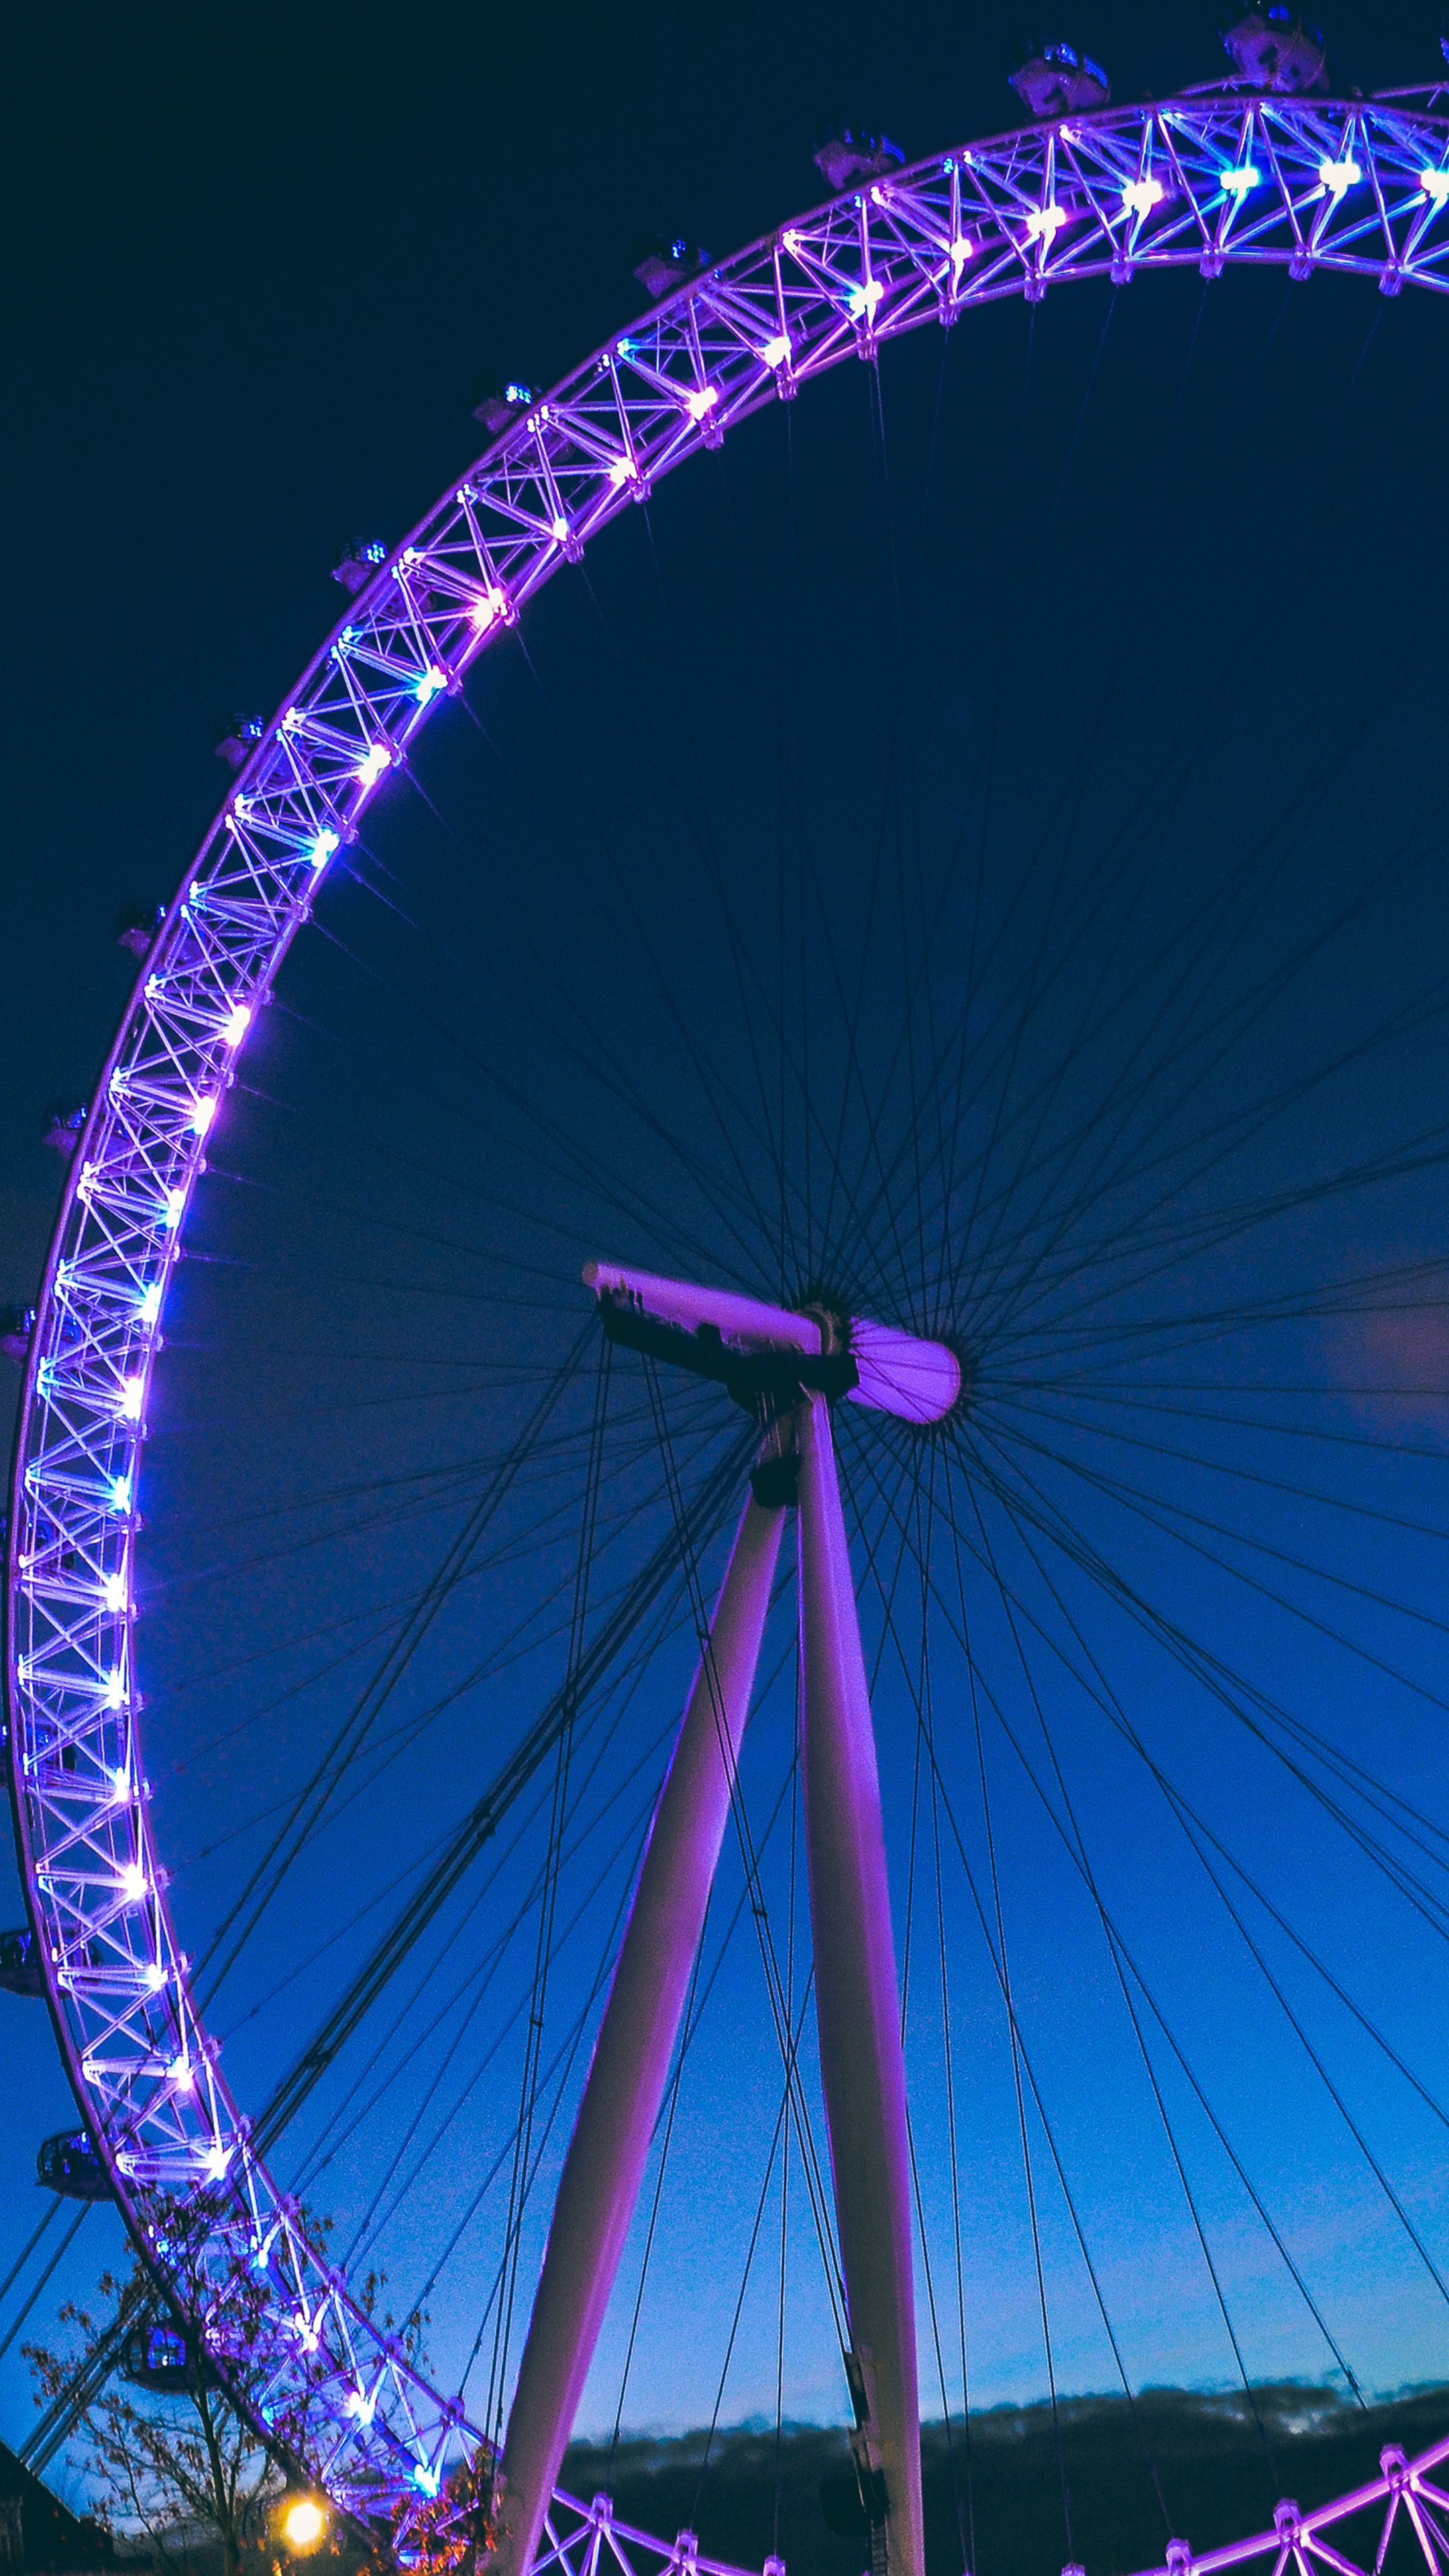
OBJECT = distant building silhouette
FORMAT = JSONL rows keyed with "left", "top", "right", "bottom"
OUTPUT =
{"left": 0, "top": 2443, "right": 116, "bottom": 2576}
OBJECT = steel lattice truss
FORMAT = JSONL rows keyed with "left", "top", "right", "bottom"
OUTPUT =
{"left": 1135, "top": 2432, "right": 1449, "bottom": 2576}
{"left": 537, "top": 2493, "right": 782, "bottom": 2576}
{"left": 529, "top": 2435, "right": 1449, "bottom": 2576}
{"left": 7, "top": 72, "right": 1449, "bottom": 2546}
{"left": 531, "top": 2493, "right": 778, "bottom": 2576}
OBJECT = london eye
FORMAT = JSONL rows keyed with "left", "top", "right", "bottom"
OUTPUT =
{"left": 8, "top": 19, "right": 1449, "bottom": 2576}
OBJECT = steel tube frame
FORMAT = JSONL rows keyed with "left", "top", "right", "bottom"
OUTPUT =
{"left": 796, "top": 1397, "right": 924, "bottom": 2576}
{"left": 500, "top": 1391, "right": 924, "bottom": 2576}
{"left": 493, "top": 1491, "right": 786, "bottom": 2576}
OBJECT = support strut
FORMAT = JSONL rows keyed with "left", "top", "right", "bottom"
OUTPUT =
{"left": 490, "top": 1489, "right": 786, "bottom": 2576}
{"left": 797, "top": 1394, "right": 925, "bottom": 2576}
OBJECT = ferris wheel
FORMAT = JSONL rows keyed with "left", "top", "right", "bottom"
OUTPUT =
{"left": 9, "top": 18, "right": 1449, "bottom": 2576}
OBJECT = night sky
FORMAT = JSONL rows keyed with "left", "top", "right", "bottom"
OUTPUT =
{"left": 6, "top": 0, "right": 1449, "bottom": 2542}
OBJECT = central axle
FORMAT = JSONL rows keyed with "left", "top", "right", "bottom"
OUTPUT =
{"left": 581, "top": 1258, "right": 963, "bottom": 1425}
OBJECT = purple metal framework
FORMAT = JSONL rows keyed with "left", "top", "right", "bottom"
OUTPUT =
{"left": 6, "top": 60, "right": 1449, "bottom": 2561}
{"left": 1145, "top": 2438, "right": 1449, "bottom": 2576}
{"left": 492, "top": 1273, "right": 958, "bottom": 2576}
{"left": 493, "top": 1490, "right": 788, "bottom": 2576}
{"left": 536, "top": 2490, "right": 783, "bottom": 2576}
{"left": 534, "top": 2434, "right": 1449, "bottom": 2576}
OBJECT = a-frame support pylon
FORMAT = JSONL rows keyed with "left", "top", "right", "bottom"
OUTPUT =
{"left": 488, "top": 1266, "right": 961, "bottom": 2576}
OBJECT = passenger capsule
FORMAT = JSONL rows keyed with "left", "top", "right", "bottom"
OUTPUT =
{"left": 0, "top": 1927, "right": 44, "bottom": 1996}
{"left": 121, "top": 2319, "right": 205, "bottom": 2394}
{"left": 471, "top": 376, "right": 536, "bottom": 432}
{"left": 813, "top": 127, "right": 906, "bottom": 191}
{"left": 1010, "top": 41, "right": 1112, "bottom": 117}
{"left": 37, "top": 2129, "right": 113, "bottom": 2201}
{"left": 1222, "top": 7, "right": 1328, "bottom": 93}
{"left": 332, "top": 537, "right": 388, "bottom": 594}
{"left": 631, "top": 235, "right": 711, "bottom": 299}
{"left": 42, "top": 1099, "right": 88, "bottom": 1159}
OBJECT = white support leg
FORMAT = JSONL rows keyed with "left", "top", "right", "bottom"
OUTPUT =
{"left": 797, "top": 1395, "right": 925, "bottom": 2576}
{"left": 490, "top": 1490, "right": 786, "bottom": 2576}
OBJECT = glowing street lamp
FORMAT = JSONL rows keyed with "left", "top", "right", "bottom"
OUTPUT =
{"left": 278, "top": 2495, "right": 329, "bottom": 2555}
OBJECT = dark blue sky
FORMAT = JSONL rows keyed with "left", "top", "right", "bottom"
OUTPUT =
{"left": 6, "top": 0, "right": 1449, "bottom": 2529}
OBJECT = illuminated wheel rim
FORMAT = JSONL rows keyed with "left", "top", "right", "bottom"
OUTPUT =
{"left": 7, "top": 76, "right": 1449, "bottom": 2543}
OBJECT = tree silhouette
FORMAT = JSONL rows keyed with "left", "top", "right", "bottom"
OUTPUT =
{"left": 23, "top": 2201, "right": 427, "bottom": 2576}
